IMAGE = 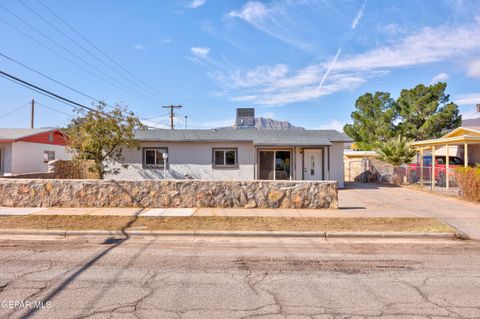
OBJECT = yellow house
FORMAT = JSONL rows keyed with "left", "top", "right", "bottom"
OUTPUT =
{"left": 411, "top": 126, "right": 480, "bottom": 189}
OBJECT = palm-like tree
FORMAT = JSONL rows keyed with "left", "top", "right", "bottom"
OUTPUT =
{"left": 377, "top": 136, "right": 416, "bottom": 166}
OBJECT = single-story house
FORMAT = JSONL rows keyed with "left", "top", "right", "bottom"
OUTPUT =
{"left": 0, "top": 128, "right": 71, "bottom": 176}
{"left": 108, "top": 109, "right": 352, "bottom": 187}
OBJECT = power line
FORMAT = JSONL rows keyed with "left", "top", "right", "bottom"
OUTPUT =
{"left": 0, "top": 101, "right": 29, "bottom": 119}
{"left": 0, "top": 69, "right": 170, "bottom": 130}
{"left": 0, "top": 16, "right": 138, "bottom": 107}
{"left": 17, "top": 0, "right": 172, "bottom": 103}
{"left": 0, "top": 52, "right": 169, "bottom": 127}
{"left": 0, "top": 3, "right": 164, "bottom": 105}
{"left": 0, "top": 52, "right": 104, "bottom": 105}
{"left": 36, "top": 0, "right": 175, "bottom": 103}
{"left": 0, "top": 69, "right": 99, "bottom": 112}
{"left": 36, "top": 101, "right": 74, "bottom": 117}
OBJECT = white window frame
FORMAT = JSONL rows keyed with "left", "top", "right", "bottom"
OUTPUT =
{"left": 143, "top": 147, "right": 168, "bottom": 168}
{"left": 213, "top": 148, "right": 238, "bottom": 168}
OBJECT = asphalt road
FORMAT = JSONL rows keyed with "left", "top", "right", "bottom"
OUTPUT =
{"left": 1, "top": 236, "right": 480, "bottom": 319}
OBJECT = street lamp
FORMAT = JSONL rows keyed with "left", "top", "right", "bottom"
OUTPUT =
{"left": 162, "top": 153, "right": 168, "bottom": 179}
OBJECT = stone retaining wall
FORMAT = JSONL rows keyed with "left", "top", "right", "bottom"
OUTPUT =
{"left": 0, "top": 179, "right": 338, "bottom": 209}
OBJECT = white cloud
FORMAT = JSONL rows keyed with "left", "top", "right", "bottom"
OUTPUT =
{"left": 224, "top": 67, "right": 373, "bottom": 106}
{"left": 318, "top": 119, "right": 345, "bottom": 132}
{"left": 190, "top": 47, "right": 210, "bottom": 59}
{"left": 229, "top": 1, "right": 269, "bottom": 21}
{"left": 351, "top": 2, "right": 365, "bottom": 29}
{"left": 188, "top": 0, "right": 206, "bottom": 8}
{"left": 431, "top": 72, "right": 449, "bottom": 84}
{"left": 462, "top": 109, "right": 480, "bottom": 120}
{"left": 157, "top": 38, "right": 172, "bottom": 44}
{"left": 203, "top": 19, "right": 480, "bottom": 106}
{"left": 228, "top": 1, "right": 312, "bottom": 50}
{"left": 455, "top": 93, "right": 480, "bottom": 105}
{"left": 335, "top": 22, "right": 480, "bottom": 71}
{"left": 467, "top": 59, "right": 480, "bottom": 78}
{"left": 133, "top": 44, "right": 147, "bottom": 50}
{"left": 380, "top": 23, "right": 405, "bottom": 36}
{"left": 229, "top": 64, "right": 289, "bottom": 88}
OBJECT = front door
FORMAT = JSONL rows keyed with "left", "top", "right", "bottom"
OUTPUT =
{"left": 304, "top": 149, "right": 323, "bottom": 180}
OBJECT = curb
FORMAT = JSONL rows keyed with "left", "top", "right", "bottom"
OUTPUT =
{"left": 0, "top": 229, "right": 458, "bottom": 239}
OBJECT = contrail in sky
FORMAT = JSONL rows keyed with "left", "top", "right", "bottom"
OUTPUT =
{"left": 315, "top": 47, "right": 342, "bottom": 96}
{"left": 315, "top": 1, "right": 366, "bottom": 96}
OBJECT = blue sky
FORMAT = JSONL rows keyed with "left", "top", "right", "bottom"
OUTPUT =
{"left": 1, "top": 0, "right": 480, "bottom": 130}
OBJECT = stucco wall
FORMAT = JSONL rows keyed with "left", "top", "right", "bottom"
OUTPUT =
{"left": 0, "top": 179, "right": 338, "bottom": 209}
{"left": 330, "top": 143, "right": 345, "bottom": 188}
{"left": 107, "top": 141, "right": 346, "bottom": 187}
{"left": 108, "top": 141, "right": 255, "bottom": 180}
{"left": 10, "top": 142, "right": 71, "bottom": 174}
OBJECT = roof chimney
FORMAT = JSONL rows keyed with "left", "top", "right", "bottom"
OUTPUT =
{"left": 235, "top": 108, "right": 255, "bottom": 128}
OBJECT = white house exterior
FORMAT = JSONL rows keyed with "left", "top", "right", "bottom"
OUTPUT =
{"left": 109, "top": 126, "right": 352, "bottom": 188}
{"left": 0, "top": 128, "right": 71, "bottom": 176}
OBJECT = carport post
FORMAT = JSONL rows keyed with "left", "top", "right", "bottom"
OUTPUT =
{"left": 431, "top": 146, "right": 436, "bottom": 190}
{"left": 464, "top": 143, "right": 468, "bottom": 167}
{"left": 420, "top": 148, "right": 424, "bottom": 186}
{"left": 445, "top": 144, "right": 449, "bottom": 190}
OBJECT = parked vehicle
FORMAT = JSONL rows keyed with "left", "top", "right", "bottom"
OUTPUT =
{"left": 408, "top": 156, "right": 465, "bottom": 185}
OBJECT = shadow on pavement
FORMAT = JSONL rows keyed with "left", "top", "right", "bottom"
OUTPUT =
{"left": 21, "top": 206, "right": 146, "bottom": 318}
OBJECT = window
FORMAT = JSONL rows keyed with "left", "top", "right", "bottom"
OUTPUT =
{"left": 213, "top": 149, "right": 237, "bottom": 168}
{"left": 43, "top": 151, "right": 55, "bottom": 163}
{"left": 143, "top": 148, "right": 168, "bottom": 167}
{"left": 259, "top": 150, "right": 292, "bottom": 180}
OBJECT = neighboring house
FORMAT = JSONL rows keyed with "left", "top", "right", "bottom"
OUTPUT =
{"left": 412, "top": 126, "right": 480, "bottom": 166}
{"left": 0, "top": 128, "right": 71, "bottom": 176}
{"left": 343, "top": 150, "right": 379, "bottom": 183}
{"left": 109, "top": 109, "right": 352, "bottom": 188}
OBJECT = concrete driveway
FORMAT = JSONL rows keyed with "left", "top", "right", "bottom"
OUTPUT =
{"left": 340, "top": 183, "right": 480, "bottom": 239}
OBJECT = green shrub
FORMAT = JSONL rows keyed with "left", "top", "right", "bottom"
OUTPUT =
{"left": 455, "top": 167, "right": 480, "bottom": 202}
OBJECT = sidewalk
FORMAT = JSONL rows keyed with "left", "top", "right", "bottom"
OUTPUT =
{"left": 0, "top": 207, "right": 414, "bottom": 218}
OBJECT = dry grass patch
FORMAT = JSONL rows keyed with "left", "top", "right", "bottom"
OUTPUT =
{"left": 0, "top": 216, "right": 453, "bottom": 233}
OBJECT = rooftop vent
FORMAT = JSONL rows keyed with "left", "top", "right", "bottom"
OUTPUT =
{"left": 235, "top": 108, "right": 255, "bottom": 128}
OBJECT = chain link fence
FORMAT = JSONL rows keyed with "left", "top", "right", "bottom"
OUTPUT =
{"left": 344, "top": 158, "right": 458, "bottom": 187}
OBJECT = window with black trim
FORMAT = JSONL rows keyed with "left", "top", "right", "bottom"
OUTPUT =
{"left": 143, "top": 148, "right": 168, "bottom": 168}
{"left": 43, "top": 151, "right": 55, "bottom": 163}
{"left": 213, "top": 149, "right": 237, "bottom": 168}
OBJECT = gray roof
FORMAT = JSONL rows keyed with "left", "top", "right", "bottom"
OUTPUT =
{"left": 135, "top": 128, "right": 352, "bottom": 146}
{"left": 0, "top": 128, "right": 58, "bottom": 141}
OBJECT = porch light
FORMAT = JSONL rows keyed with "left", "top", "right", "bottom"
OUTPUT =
{"left": 162, "top": 153, "right": 168, "bottom": 179}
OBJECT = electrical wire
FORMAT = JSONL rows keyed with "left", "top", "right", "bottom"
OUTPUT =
{"left": 36, "top": 0, "right": 176, "bottom": 103}
{"left": 0, "top": 3, "right": 164, "bottom": 105}
{"left": 18, "top": 0, "right": 172, "bottom": 103}
{"left": 0, "top": 101, "right": 30, "bottom": 119}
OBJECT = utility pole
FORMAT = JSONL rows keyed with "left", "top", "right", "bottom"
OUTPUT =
{"left": 162, "top": 105, "right": 183, "bottom": 129}
{"left": 185, "top": 115, "right": 188, "bottom": 130}
{"left": 30, "top": 98, "right": 35, "bottom": 129}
